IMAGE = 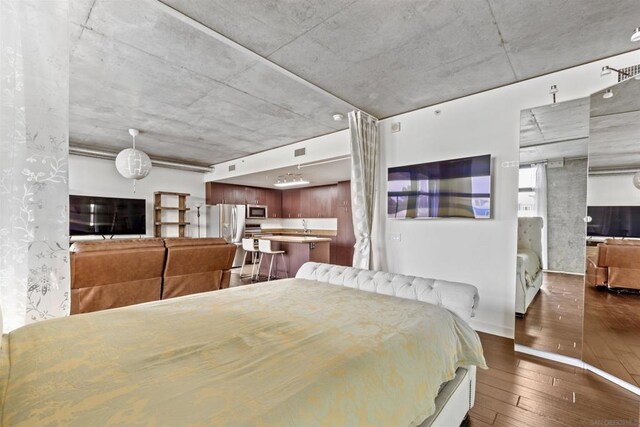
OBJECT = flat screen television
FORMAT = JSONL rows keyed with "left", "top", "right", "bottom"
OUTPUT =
{"left": 388, "top": 154, "right": 491, "bottom": 219}
{"left": 69, "top": 195, "right": 146, "bottom": 236}
{"left": 587, "top": 206, "right": 640, "bottom": 238}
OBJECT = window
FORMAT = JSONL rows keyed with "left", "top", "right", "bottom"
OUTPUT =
{"left": 518, "top": 166, "right": 537, "bottom": 216}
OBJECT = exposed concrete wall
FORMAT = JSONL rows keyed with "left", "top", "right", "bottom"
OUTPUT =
{"left": 546, "top": 159, "right": 588, "bottom": 273}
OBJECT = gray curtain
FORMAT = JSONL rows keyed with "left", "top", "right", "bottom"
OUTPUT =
{"left": 348, "top": 110, "right": 379, "bottom": 270}
{"left": 0, "top": 0, "right": 70, "bottom": 331}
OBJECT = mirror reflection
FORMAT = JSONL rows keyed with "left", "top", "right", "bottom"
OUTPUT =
{"left": 515, "top": 98, "right": 589, "bottom": 359}
{"left": 584, "top": 76, "right": 640, "bottom": 387}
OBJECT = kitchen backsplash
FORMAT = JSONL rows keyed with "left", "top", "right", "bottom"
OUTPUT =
{"left": 256, "top": 218, "right": 337, "bottom": 231}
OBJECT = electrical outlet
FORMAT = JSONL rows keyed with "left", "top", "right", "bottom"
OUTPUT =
{"left": 390, "top": 122, "right": 401, "bottom": 133}
{"left": 389, "top": 233, "right": 401, "bottom": 242}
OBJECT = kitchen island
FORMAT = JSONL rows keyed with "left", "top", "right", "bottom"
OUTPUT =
{"left": 256, "top": 235, "right": 330, "bottom": 279}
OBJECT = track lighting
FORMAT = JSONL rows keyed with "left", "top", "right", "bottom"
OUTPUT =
{"left": 603, "top": 89, "right": 614, "bottom": 99}
{"left": 631, "top": 27, "right": 640, "bottom": 42}
{"left": 600, "top": 65, "right": 631, "bottom": 79}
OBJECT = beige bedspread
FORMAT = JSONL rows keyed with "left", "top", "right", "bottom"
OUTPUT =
{"left": 0, "top": 278, "right": 486, "bottom": 426}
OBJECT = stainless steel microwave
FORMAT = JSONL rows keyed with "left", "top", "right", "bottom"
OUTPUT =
{"left": 246, "top": 204, "right": 268, "bottom": 219}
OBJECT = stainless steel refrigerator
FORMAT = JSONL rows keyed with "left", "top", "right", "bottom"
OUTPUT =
{"left": 205, "top": 204, "right": 246, "bottom": 267}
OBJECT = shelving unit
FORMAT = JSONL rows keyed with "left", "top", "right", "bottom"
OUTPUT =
{"left": 153, "top": 191, "right": 190, "bottom": 237}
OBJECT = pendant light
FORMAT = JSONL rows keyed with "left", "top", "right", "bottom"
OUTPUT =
{"left": 115, "top": 128, "right": 152, "bottom": 192}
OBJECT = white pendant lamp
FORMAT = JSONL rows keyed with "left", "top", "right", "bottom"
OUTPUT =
{"left": 115, "top": 129, "right": 152, "bottom": 193}
{"left": 116, "top": 128, "right": 152, "bottom": 180}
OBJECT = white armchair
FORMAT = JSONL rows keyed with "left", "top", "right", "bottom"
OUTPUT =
{"left": 516, "top": 217, "right": 544, "bottom": 316}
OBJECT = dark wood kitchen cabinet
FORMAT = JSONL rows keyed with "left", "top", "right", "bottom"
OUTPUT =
{"left": 206, "top": 182, "right": 225, "bottom": 205}
{"left": 206, "top": 183, "right": 245, "bottom": 205}
{"left": 282, "top": 188, "right": 301, "bottom": 218}
{"left": 245, "top": 187, "right": 267, "bottom": 205}
{"left": 303, "top": 185, "right": 336, "bottom": 218}
{"left": 266, "top": 190, "right": 282, "bottom": 218}
{"left": 335, "top": 180, "right": 355, "bottom": 266}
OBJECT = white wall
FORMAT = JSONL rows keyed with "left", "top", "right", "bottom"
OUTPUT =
{"left": 588, "top": 173, "right": 640, "bottom": 206}
{"left": 205, "top": 130, "right": 350, "bottom": 181}
{"left": 69, "top": 155, "right": 207, "bottom": 238}
{"left": 208, "top": 50, "right": 640, "bottom": 337}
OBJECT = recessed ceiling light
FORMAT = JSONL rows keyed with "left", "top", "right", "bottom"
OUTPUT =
{"left": 332, "top": 113, "right": 345, "bottom": 121}
{"left": 631, "top": 27, "right": 640, "bottom": 42}
{"left": 603, "top": 89, "right": 614, "bottom": 99}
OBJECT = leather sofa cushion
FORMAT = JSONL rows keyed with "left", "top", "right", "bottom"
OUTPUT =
{"left": 162, "top": 239, "right": 236, "bottom": 299}
{"left": 70, "top": 239, "right": 166, "bottom": 314}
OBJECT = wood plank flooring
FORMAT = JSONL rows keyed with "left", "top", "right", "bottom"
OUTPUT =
{"left": 583, "top": 283, "right": 640, "bottom": 388}
{"left": 515, "top": 272, "right": 584, "bottom": 359}
{"left": 471, "top": 332, "right": 640, "bottom": 426}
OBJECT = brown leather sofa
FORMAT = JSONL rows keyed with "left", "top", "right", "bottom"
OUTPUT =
{"left": 70, "top": 238, "right": 166, "bottom": 314}
{"left": 70, "top": 238, "right": 236, "bottom": 314}
{"left": 586, "top": 239, "right": 640, "bottom": 290}
{"left": 162, "top": 238, "right": 235, "bottom": 299}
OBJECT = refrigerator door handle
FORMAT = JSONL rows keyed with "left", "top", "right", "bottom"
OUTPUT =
{"left": 232, "top": 205, "right": 237, "bottom": 240}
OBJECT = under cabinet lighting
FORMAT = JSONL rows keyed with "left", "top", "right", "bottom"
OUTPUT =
{"left": 274, "top": 179, "right": 310, "bottom": 188}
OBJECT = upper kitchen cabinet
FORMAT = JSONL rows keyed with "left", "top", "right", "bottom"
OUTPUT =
{"left": 266, "top": 190, "right": 282, "bottom": 218}
{"left": 282, "top": 188, "right": 301, "bottom": 218}
{"left": 245, "top": 187, "right": 267, "bottom": 205}
{"left": 303, "top": 185, "right": 336, "bottom": 218}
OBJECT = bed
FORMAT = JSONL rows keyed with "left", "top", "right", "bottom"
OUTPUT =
{"left": 0, "top": 263, "right": 485, "bottom": 426}
{"left": 516, "top": 217, "right": 544, "bottom": 316}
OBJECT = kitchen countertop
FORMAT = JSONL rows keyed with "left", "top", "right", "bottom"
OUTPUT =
{"left": 259, "top": 235, "right": 331, "bottom": 243}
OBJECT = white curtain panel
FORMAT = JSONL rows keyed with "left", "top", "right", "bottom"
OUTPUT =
{"left": 348, "top": 110, "right": 379, "bottom": 270}
{"left": 534, "top": 164, "right": 548, "bottom": 269}
{"left": 0, "top": 0, "right": 70, "bottom": 332}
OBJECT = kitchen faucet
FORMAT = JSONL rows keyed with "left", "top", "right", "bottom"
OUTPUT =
{"left": 302, "top": 219, "right": 310, "bottom": 234}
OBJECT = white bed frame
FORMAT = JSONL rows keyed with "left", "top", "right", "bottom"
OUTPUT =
{"left": 296, "top": 262, "right": 481, "bottom": 427}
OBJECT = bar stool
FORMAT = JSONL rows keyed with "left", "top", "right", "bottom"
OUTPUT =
{"left": 240, "top": 238, "right": 260, "bottom": 281}
{"left": 257, "top": 239, "right": 287, "bottom": 281}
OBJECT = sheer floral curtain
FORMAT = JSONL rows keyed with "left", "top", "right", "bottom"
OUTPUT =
{"left": 348, "top": 110, "right": 379, "bottom": 270}
{"left": 0, "top": 0, "right": 70, "bottom": 332}
{"left": 534, "top": 164, "right": 548, "bottom": 269}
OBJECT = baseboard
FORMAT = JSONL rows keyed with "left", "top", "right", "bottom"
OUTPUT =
{"left": 515, "top": 345, "right": 640, "bottom": 396}
{"left": 470, "top": 319, "right": 513, "bottom": 339}
{"left": 543, "top": 270, "right": 584, "bottom": 276}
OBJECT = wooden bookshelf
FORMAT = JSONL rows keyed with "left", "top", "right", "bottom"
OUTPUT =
{"left": 153, "top": 192, "right": 190, "bottom": 237}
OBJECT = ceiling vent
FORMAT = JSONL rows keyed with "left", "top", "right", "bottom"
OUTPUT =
{"left": 228, "top": 164, "right": 236, "bottom": 172}
{"left": 294, "top": 147, "right": 306, "bottom": 157}
{"left": 618, "top": 64, "right": 640, "bottom": 82}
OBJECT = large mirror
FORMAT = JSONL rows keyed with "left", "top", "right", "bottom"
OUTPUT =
{"left": 515, "top": 98, "right": 589, "bottom": 359}
{"left": 584, "top": 76, "right": 640, "bottom": 388}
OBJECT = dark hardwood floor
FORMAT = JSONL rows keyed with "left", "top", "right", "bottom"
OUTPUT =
{"left": 515, "top": 272, "right": 584, "bottom": 359}
{"left": 583, "top": 283, "right": 640, "bottom": 388}
{"left": 471, "top": 332, "right": 640, "bottom": 426}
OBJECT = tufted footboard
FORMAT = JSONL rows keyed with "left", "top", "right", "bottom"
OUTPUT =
{"left": 296, "top": 262, "right": 479, "bottom": 323}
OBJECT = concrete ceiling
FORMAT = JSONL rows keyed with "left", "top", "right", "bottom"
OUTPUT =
{"left": 70, "top": 0, "right": 640, "bottom": 166}
{"left": 217, "top": 157, "right": 351, "bottom": 189}
{"left": 519, "top": 98, "right": 589, "bottom": 163}
{"left": 520, "top": 98, "right": 590, "bottom": 147}
{"left": 589, "top": 77, "right": 640, "bottom": 171}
